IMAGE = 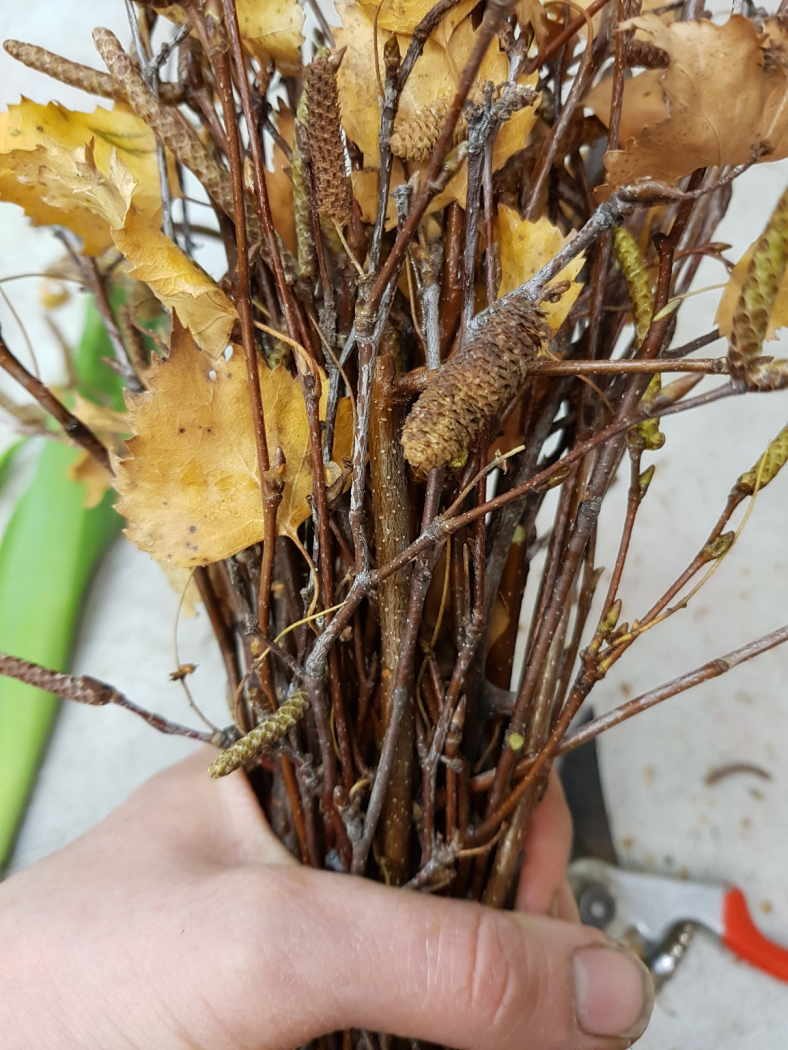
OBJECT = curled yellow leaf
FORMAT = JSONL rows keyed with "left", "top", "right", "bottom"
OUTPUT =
{"left": 0, "top": 99, "right": 168, "bottom": 253}
{"left": 112, "top": 206, "right": 237, "bottom": 362}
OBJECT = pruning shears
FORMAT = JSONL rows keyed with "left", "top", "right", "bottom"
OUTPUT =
{"left": 560, "top": 721, "right": 788, "bottom": 987}
{"left": 568, "top": 857, "right": 788, "bottom": 987}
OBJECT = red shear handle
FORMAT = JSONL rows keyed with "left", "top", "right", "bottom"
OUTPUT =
{"left": 722, "top": 887, "right": 788, "bottom": 983}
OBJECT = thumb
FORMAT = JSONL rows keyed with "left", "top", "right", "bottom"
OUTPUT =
{"left": 266, "top": 866, "right": 654, "bottom": 1050}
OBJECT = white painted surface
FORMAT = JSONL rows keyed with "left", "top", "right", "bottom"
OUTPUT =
{"left": 0, "top": 4, "right": 787, "bottom": 1046}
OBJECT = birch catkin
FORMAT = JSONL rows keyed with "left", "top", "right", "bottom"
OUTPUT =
{"left": 400, "top": 298, "right": 551, "bottom": 472}
{"left": 729, "top": 185, "right": 788, "bottom": 378}
{"left": 4, "top": 40, "right": 184, "bottom": 104}
{"left": 390, "top": 84, "right": 487, "bottom": 164}
{"left": 208, "top": 692, "right": 309, "bottom": 777}
{"left": 304, "top": 53, "right": 351, "bottom": 227}
{"left": 92, "top": 27, "right": 261, "bottom": 240}
{"left": 612, "top": 227, "right": 653, "bottom": 347}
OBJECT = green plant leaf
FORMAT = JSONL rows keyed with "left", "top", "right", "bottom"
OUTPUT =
{"left": 0, "top": 300, "right": 123, "bottom": 869}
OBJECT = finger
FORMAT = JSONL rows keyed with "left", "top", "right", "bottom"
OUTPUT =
{"left": 555, "top": 878, "right": 581, "bottom": 923}
{"left": 515, "top": 767, "right": 574, "bottom": 915}
{"left": 118, "top": 747, "right": 296, "bottom": 868}
{"left": 250, "top": 865, "right": 654, "bottom": 1050}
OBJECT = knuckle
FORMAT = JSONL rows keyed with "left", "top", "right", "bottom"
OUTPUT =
{"left": 457, "top": 911, "right": 538, "bottom": 1045}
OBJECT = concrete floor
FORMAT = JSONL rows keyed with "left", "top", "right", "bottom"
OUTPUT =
{"left": 1, "top": 3, "right": 788, "bottom": 1046}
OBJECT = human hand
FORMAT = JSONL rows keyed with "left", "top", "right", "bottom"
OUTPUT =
{"left": 0, "top": 750, "right": 653, "bottom": 1050}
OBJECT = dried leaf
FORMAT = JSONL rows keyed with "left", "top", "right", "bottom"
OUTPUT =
{"left": 0, "top": 99, "right": 166, "bottom": 253}
{"left": 67, "top": 450, "right": 112, "bottom": 509}
{"left": 352, "top": 167, "right": 395, "bottom": 225}
{"left": 45, "top": 147, "right": 237, "bottom": 360}
{"left": 599, "top": 16, "right": 788, "bottom": 196}
{"left": 496, "top": 207, "right": 584, "bottom": 332}
{"left": 337, "top": 3, "right": 538, "bottom": 218}
{"left": 515, "top": 0, "right": 551, "bottom": 46}
{"left": 335, "top": 3, "right": 514, "bottom": 168}
{"left": 112, "top": 206, "right": 237, "bottom": 361}
{"left": 114, "top": 320, "right": 353, "bottom": 568}
{"left": 157, "top": 562, "right": 201, "bottom": 618}
{"left": 269, "top": 106, "right": 296, "bottom": 257}
{"left": 355, "top": 0, "right": 478, "bottom": 44}
{"left": 584, "top": 68, "right": 666, "bottom": 146}
{"left": 237, "top": 0, "right": 304, "bottom": 75}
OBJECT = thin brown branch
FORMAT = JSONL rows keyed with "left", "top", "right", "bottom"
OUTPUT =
{"left": 0, "top": 651, "right": 230, "bottom": 746}
{"left": 0, "top": 330, "right": 110, "bottom": 471}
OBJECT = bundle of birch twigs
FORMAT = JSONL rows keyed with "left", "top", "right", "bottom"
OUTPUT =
{"left": 0, "top": 0, "right": 788, "bottom": 997}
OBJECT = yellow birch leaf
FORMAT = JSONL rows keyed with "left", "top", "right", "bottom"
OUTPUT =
{"left": 268, "top": 105, "right": 297, "bottom": 257}
{"left": 70, "top": 392, "right": 129, "bottom": 441}
{"left": 716, "top": 243, "right": 788, "bottom": 340}
{"left": 237, "top": 0, "right": 304, "bottom": 75}
{"left": 355, "top": 0, "right": 478, "bottom": 46}
{"left": 599, "top": 15, "right": 788, "bottom": 197}
{"left": 496, "top": 206, "right": 584, "bottom": 332}
{"left": 335, "top": 2, "right": 513, "bottom": 167}
{"left": 338, "top": 0, "right": 538, "bottom": 216}
{"left": 0, "top": 99, "right": 167, "bottom": 253}
{"left": 113, "top": 319, "right": 353, "bottom": 568}
{"left": 37, "top": 144, "right": 237, "bottom": 360}
{"left": 157, "top": 562, "right": 201, "bottom": 618}
{"left": 112, "top": 207, "right": 237, "bottom": 361}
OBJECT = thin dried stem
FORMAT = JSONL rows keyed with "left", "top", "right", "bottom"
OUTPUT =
{"left": 0, "top": 330, "right": 110, "bottom": 471}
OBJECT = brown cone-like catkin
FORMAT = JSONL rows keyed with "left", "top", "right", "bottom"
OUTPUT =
{"left": 400, "top": 298, "right": 550, "bottom": 472}
{"left": 4, "top": 40, "right": 184, "bottom": 104}
{"left": 305, "top": 55, "right": 351, "bottom": 227}
{"left": 390, "top": 84, "right": 487, "bottom": 164}
{"left": 93, "top": 28, "right": 262, "bottom": 244}
{"left": 208, "top": 691, "right": 309, "bottom": 777}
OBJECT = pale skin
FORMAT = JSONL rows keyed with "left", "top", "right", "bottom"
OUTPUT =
{"left": 0, "top": 750, "right": 653, "bottom": 1049}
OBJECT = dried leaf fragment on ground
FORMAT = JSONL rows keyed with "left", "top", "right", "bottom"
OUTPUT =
{"left": 599, "top": 15, "right": 788, "bottom": 196}
{"left": 114, "top": 321, "right": 353, "bottom": 568}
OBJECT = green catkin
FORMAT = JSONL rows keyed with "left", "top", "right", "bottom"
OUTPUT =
{"left": 612, "top": 227, "right": 654, "bottom": 347}
{"left": 208, "top": 691, "right": 309, "bottom": 778}
{"left": 732, "top": 421, "right": 788, "bottom": 496}
{"left": 729, "top": 186, "right": 788, "bottom": 378}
